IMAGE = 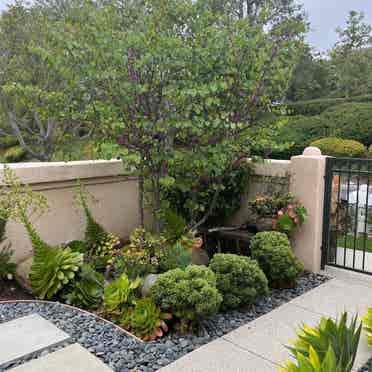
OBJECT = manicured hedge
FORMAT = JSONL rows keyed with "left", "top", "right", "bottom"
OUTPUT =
{"left": 285, "top": 94, "right": 372, "bottom": 116}
{"left": 270, "top": 102, "right": 372, "bottom": 159}
{"left": 310, "top": 138, "right": 366, "bottom": 158}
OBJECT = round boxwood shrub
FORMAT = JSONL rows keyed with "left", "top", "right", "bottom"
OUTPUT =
{"left": 209, "top": 253, "right": 269, "bottom": 310}
{"left": 151, "top": 265, "right": 222, "bottom": 322}
{"left": 250, "top": 231, "right": 304, "bottom": 288}
{"left": 310, "top": 137, "right": 366, "bottom": 158}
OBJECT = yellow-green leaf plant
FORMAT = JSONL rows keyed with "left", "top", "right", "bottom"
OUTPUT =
{"left": 362, "top": 307, "right": 372, "bottom": 345}
{"left": 280, "top": 312, "right": 361, "bottom": 372}
{"left": 0, "top": 167, "right": 83, "bottom": 299}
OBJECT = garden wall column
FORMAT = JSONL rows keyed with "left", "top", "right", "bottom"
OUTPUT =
{"left": 290, "top": 148, "right": 327, "bottom": 272}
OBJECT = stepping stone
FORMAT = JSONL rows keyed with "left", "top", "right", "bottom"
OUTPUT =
{"left": 10, "top": 344, "right": 113, "bottom": 372}
{"left": 0, "top": 314, "right": 70, "bottom": 368}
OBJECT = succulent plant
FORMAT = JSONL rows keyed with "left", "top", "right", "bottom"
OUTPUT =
{"left": 122, "top": 297, "right": 172, "bottom": 341}
{"left": 103, "top": 273, "right": 141, "bottom": 312}
{"left": 65, "top": 264, "right": 104, "bottom": 309}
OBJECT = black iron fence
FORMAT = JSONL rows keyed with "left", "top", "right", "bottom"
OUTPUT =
{"left": 322, "top": 157, "right": 372, "bottom": 274}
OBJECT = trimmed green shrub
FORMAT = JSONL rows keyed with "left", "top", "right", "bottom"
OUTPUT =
{"left": 3, "top": 146, "right": 26, "bottom": 163}
{"left": 286, "top": 94, "right": 372, "bottom": 116}
{"left": 310, "top": 137, "right": 366, "bottom": 158}
{"left": 151, "top": 265, "right": 222, "bottom": 322}
{"left": 321, "top": 103, "right": 372, "bottom": 146}
{"left": 250, "top": 231, "right": 304, "bottom": 288}
{"left": 209, "top": 253, "right": 268, "bottom": 310}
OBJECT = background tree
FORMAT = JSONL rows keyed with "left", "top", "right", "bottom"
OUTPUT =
{"left": 0, "top": 3, "right": 95, "bottom": 161}
{"left": 54, "top": 0, "right": 305, "bottom": 232}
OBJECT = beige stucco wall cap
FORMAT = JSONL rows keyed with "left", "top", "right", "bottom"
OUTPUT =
{"left": 303, "top": 146, "right": 322, "bottom": 156}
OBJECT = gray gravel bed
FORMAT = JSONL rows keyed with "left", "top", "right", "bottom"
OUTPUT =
{"left": 0, "top": 272, "right": 328, "bottom": 372}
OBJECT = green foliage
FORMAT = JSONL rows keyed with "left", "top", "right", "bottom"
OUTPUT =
{"left": 362, "top": 307, "right": 372, "bottom": 345}
{"left": 114, "top": 228, "right": 167, "bottom": 279}
{"left": 369, "top": 145, "right": 372, "bottom": 158}
{"left": 2, "top": 146, "right": 26, "bottom": 163}
{"left": 1, "top": 167, "right": 82, "bottom": 299}
{"left": 65, "top": 264, "right": 104, "bottom": 310}
{"left": 0, "top": 215, "right": 16, "bottom": 282}
{"left": 250, "top": 232, "right": 304, "bottom": 288}
{"left": 281, "top": 312, "right": 362, "bottom": 372}
{"left": 151, "top": 265, "right": 222, "bottom": 322}
{"left": 56, "top": 0, "right": 305, "bottom": 232}
{"left": 75, "top": 182, "right": 120, "bottom": 270}
{"left": 310, "top": 137, "right": 366, "bottom": 158}
{"left": 29, "top": 238, "right": 83, "bottom": 299}
{"left": 285, "top": 95, "right": 372, "bottom": 116}
{"left": 121, "top": 297, "right": 172, "bottom": 341}
{"left": 159, "top": 242, "right": 192, "bottom": 272}
{"left": 279, "top": 345, "right": 340, "bottom": 372}
{"left": 64, "top": 240, "right": 86, "bottom": 254}
{"left": 103, "top": 274, "right": 141, "bottom": 312}
{"left": 209, "top": 254, "right": 268, "bottom": 310}
{"left": 0, "top": 136, "right": 18, "bottom": 149}
{"left": 164, "top": 162, "right": 252, "bottom": 227}
{"left": 249, "top": 193, "right": 295, "bottom": 218}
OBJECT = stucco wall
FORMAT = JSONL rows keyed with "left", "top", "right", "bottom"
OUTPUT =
{"left": 0, "top": 160, "right": 142, "bottom": 265}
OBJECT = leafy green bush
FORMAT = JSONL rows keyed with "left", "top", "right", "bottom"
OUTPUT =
{"left": 65, "top": 264, "right": 104, "bottom": 310}
{"left": 121, "top": 297, "right": 172, "bottom": 341}
{"left": 281, "top": 312, "right": 361, "bottom": 372}
{"left": 151, "top": 265, "right": 222, "bottom": 322}
{"left": 209, "top": 254, "right": 268, "bottom": 310}
{"left": 369, "top": 145, "right": 372, "bottom": 158}
{"left": 250, "top": 232, "right": 304, "bottom": 288}
{"left": 286, "top": 94, "right": 372, "bottom": 116}
{"left": 103, "top": 274, "right": 141, "bottom": 312}
{"left": 159, "top": 242, "right": 192, "bottom": 272}
{"left": 3, "top": 146, "right": 26, "bottom": 163}
{"left": 310, "top": 138, "right": 366, "bottom": 158}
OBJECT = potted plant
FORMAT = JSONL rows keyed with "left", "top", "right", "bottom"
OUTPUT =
{"left": 248, "top": 193, "right": 306, "bottom": 234}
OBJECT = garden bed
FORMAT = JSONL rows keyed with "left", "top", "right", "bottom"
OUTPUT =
{"left": 0, "top": 272, "right": 328, "bottom": 372}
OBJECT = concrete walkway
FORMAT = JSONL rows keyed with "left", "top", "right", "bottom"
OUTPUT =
{"left": 159, "top": 268, "right": 372, "bottom": 372}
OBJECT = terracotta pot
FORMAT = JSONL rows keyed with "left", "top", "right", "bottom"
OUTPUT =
{"left": 191, "top": 237, "right": 203, "bottom": 251}
{"left": 255, "top": 217, "right": 275, "bottom": 232}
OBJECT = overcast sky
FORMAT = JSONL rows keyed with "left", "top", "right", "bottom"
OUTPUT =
{"left": 0, "top": 0, "right": 371, "bottom": 52}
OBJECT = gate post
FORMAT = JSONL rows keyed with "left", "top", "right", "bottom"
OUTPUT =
{"left": 290, "top": 147, "right": 327, "bottom": 272}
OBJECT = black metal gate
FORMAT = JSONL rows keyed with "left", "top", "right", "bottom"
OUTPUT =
{"left": 322, "top": 157, "right": 372, "bottom": 274}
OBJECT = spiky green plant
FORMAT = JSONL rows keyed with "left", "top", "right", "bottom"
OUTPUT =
{"left": 103, "top": 273, "right": 141, "bottom": 312}
{"left": 0, "top": 215, "right": 16, "bottom": 282}
{"left": 65, "top": 264, "right": 104, "bottom": 309}
{"left": 1, "top": 167, "right": 83, "bottom": 299}
{"left": 282, "top": 312, "right": 361, "bottom": 372}
{"left": 75, "top": 182, "right": 120, "bottom": 267}
{"left": 122, "top": 297, "right": 172, "bottom": 341}
{"left": 362, "top": 307, "right": 372, "bottom": 345}
{"left": 279, "top": 345, "right": 340, "bottom": 372}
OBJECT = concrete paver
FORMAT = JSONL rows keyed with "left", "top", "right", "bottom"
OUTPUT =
{"left": 158, "top": 339, "right": 277, "bottom": 372}
{"left": 9, "top": 343, "right": 113, "bottom": 372}
{"left": 0, "top": 314, "right": 70, "bottom": 368}
{"left": 160, "top": 273, "right": 372, "bottom": 372}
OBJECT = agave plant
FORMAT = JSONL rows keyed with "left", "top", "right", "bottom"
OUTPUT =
{"left": 65, "top": 264, "right": 104, "bottom": 309}
{"left": 283, "top": 312, "right": 361, "bottom": 372}
{"left": 103, "top": 273, "right": 141, "bottom": 312}
{"left": 122, "top": 297, "right": 172, "bottom": 341}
